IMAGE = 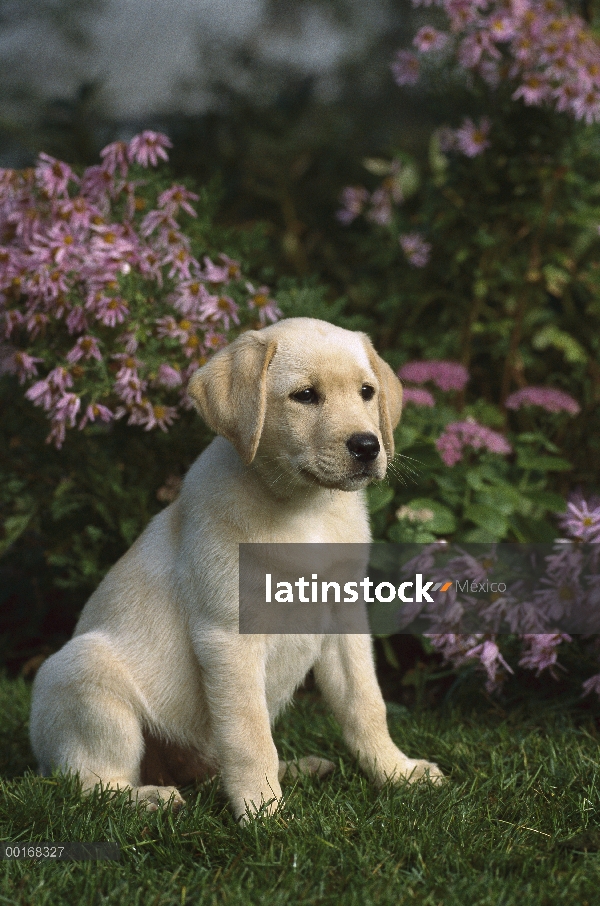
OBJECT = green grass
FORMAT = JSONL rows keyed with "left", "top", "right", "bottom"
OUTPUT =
{"left": 2, "top": 674, "right": 600, "bottom": 905}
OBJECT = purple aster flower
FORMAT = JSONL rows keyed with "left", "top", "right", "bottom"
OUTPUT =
{"left": 153, "top": 364, "right": 182, "bottom": 389}
{"left": 398, "top": 360, "right": 469, "bottom": 391}
{"left": 99, "top": 140, "right": 130, "bottom": 177}
{"left": 66, "top": 335, "right": 102, "bottom": 363}
{"left": 34, "top": 153, "right": 79, "bottom": 198}
{"left": 391, "top": 50, "right": 421, "bottom": 86}
{"left": 399, "top": 232, "right": 431, "bottom": 267}
{"left": 79, "top": 403, "right": 114, "bottom": 429}
{"left": 157, "top": 185, "right": 199, "bottom": 218}
{"left": 505, "top": 386, "right": 580, "bottom": 415}
{"left": 245, "top": 283, "right": 282, "bottom": 325}
{"left": 127, "top": 131, "right": 172, "bottom": 168}
{"left": 53, "top": 391, "right": 81, "bottom": 428}
{"left": 582, "top": 673, "right": 600, "bottom": 699}
{"left": 336, "top": 186, "right": 369, "bottom": 225}
{"left": 454, "top": 117, "right": 491, "bottom": 157}
{"left": 12, "top": 352, "right": 44, "bottom": 384}
{"left": 413, "top": 26, "right": 449, "bottom": 53}
{"left": 518, "top": 633, "right": 571, "bottom": 677}
{"left": 558, "top": 493, "right": 600, "bottom": 542}
{"left": 465, "top": 639, "right": 514, "bottom": 693}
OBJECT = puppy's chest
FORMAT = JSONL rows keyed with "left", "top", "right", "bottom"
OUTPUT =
{"left": 263, "top": 634, "right": 323, "bottom": 716}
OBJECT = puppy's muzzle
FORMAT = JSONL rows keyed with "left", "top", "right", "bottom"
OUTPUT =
{"left": 346, "top": 432, "right": 380, "bottom": 463}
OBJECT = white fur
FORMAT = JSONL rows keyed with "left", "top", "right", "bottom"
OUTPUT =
{"left": 30, "top": 317, "right": 443, "bottom": 820}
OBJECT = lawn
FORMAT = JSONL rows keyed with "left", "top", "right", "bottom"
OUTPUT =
{"left": 2, "top": 673, "right": 600, "bottom": 905}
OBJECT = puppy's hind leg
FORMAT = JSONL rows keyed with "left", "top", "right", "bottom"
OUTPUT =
{"left": 30, "top": 632, "right": 185, "bottom": 812}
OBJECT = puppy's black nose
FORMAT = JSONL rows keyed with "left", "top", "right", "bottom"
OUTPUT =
{"left": 346, "top": 433, "right": 380, "bottom": 462}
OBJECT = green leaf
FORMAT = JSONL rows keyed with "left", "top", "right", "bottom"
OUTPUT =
{"left": 532, "top": 324, "right": 587, "bottom": 364}
{"left": 475, "top": 485, "right": 522, "bottom": 515}
{"left": 516, "top": 452, "right": 572, "bottom": 472}
{"left": 367, "top": 484, "right": 395, "bottom": 515}
{"left": 463, "top": 503, "right": 508, "bottom": 538}
{"left": 0, "top": 513, "right": 34, "bottom": 555}
{"left": 520, "top": 490, "right": 567, "bottom": 513}
{"left": 400, "top": 497, "right": 456, "bottom": 534}
{"left": 541, "top": 265, "right": 570, "bottom": 298}
{"left": 394, "top": 425, "right": 418, "bottom": 450}
{"left": 509, "top": 515, "right": 557, "bottom": 543}
{"left": 387, "top": 522, "right": 437, "bottom": 544}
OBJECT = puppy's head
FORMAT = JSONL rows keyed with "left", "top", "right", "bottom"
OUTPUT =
{"left": 187, "top": 318, "right": 402, "bottom": 492}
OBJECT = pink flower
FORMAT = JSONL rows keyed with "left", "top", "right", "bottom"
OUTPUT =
{"left": 246, "top": 284, "right": 282, "bottom": 325}
{"left": 504, "top": 386, "right": 580, "bottom": 415}
{"left": 558, "top": 493, "right": 600, "bottom": 542}
{"left": 582, "top": 673, "right": 600, "bottom": 699}
{"left": 140, "top": 403, "right": 178, "bottom": 431}
{"left": 399, "top": 232, "right": 431, "bottom": 267}
{"left": 99, "top": 140, "right": 130, "bottom": 177}
{"left": 367, "top": 188, "right": 393, "bottom": 226}
{"left": 398, "top": 360, "right": 469, "bottom": 391}
{"left": 25, "top": 377, "right": 54, "bottom": 410}
{"left": 199, "top": 294, "right": 240, "bottom": 331}
{"left": 454, "top": 117, "right": 491, "bottom": 157}
{"left": 513, "top": 73, "right": 551, "bottom": 106}
{"left": 465, "top": 639, "right": 513, "bottom": 693}
{"left": 53, "top": 391, "right": 81, "bottom": 427}
{"left": 153, "top": 364, "right": 182, "bottom": 388}
{"left": 66, "top": 307, "right": 88, "bottom": 334}
{"left": 157, "top": 185, "right": 199, "bottom": 217}
{"left": 66, "top": 335, "right": 102, "bottom": 363}
{"left": 94, "top": 296, "right": 129, "bottom": 327}
{"left": 140, "top": 209, "right": 178, "bottom": 237}
{"left": 79, "top": 402, "right": 114, "bottom": 428}
{"left": 336, "top": 186, "right": 369, "bottom": 225}
{"left": 127, "top": 131, "right": 172, "bottom": 168}
{"left": 414, "top": 26, "right": 449, "bottom": 52}
{"left": 435, "top": 419, "right": 512, "bottom": 466}
{"left": 12, "top": 352, "right": 43, "bottom": 384}
{"left": 518, "top": 633, "right": 571, "bottom": 676}
{"left": 34, "top": 153, "right": 78, "bottom": 197}
{"left": 401, "top": 387, "right": 435, "bottom": 407}
{"left": 391, "top": 50, "right": 420, "bottom": 86}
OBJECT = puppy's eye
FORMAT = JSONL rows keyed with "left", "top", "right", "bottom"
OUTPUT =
{"left": 361, "top": 384, "right": 375, "bottom": 401}
{"left": 291, "top": 388, "right": 319, "bottom": 405}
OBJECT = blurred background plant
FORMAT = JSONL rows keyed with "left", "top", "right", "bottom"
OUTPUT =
{"left": 1, "top": 0, "right": 600, "bottom": 706}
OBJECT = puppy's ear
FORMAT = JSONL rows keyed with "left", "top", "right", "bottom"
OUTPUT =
{"left": 360, "top": 334, "right": 403, "bottom": 460}
{"left": 187, "top": 332, "right": 277, "bottom": 464}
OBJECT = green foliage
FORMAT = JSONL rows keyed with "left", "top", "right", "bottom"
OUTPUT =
{"left": 3, "top": 676, "right": 600, "bottom": 904}
{"left": 368, "top": 399, "right": 567, "bottom": 545}
{"left": 340, "top": 99, "right": 600, "bottom": 493}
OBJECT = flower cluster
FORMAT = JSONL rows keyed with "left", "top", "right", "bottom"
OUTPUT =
{"left": 404, "top": 495, "right": 600, "bottom": 693}
{"left": 336, "top": 160, "right": 405, "bottom": 228}
{"left": 435, "top": 419, "right": 512, "bottom": 466}
{"left": 399, "top": 359, "right": 469, "bottom": 391}
{"left": 396, "top": 0, "right": 600, "bottom": 124}
{"left": 505, "top": 386, "right": 580, "bottom": 415}
{"left": 414, "top": 492, "right": 600, "bottom": 696}
{"left": 399, "top": 232, "right": 432, "bottom": 267}
{"left": 437, "top": 117, "right": 492, "bottom": 158}
{"left": 0, "top": 133, "right": 281, "bottom": 447}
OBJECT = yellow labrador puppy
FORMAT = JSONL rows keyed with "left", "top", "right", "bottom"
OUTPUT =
{"left": 30, "top": 317, "right": 443, "bottom": 820}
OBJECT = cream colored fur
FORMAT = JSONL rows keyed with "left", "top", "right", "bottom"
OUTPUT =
{"left": 29, "top": 317, "right": 443, "bottom": 820}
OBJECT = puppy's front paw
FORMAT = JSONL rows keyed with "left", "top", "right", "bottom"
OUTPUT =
{"left": 131, "top": 785, "right": 186, "bottom": 812}
{"left": 392, "top": 758, "right": 445, "bottom": 786}
{"left": 236, "top": 795, "right": 282, "bottom": 825}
